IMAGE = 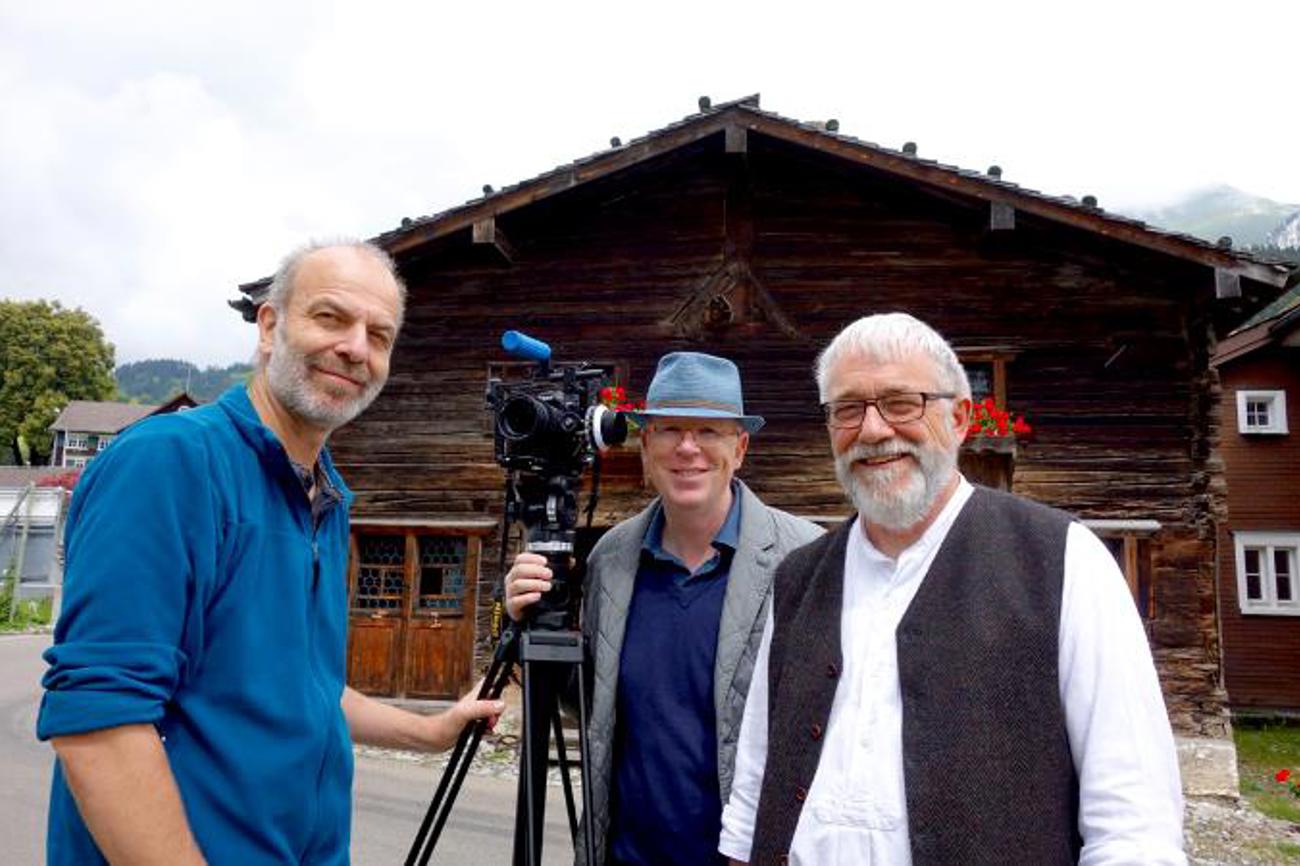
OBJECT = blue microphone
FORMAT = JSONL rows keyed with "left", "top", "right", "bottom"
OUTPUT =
{"left": 501, "top": 331, "right": 552, "bottom": 362}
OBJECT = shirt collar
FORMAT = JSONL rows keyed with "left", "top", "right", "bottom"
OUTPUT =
{"left": 642, "top": 480, "right": 744, "bottom": 558}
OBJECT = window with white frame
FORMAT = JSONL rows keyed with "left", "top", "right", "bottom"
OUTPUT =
{"left": 1235, "top": 532, "right": 1300, "bottom": 615}
{"left": 65, "top": 433, "right": 89, "bottom": 450}
{"left": 66, "top": 456, "right": 89, "bottom": 468}
{"left": 1236, "top": 390, "right": 1288, "bottom": 435}
{"left": 97, "top": 435, "right": 113, "bottom": 451}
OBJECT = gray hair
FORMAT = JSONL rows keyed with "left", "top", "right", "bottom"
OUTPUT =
{"left": 815, "top": 312, "right": 971, "bottom": 401}
{"left": 266, "top": 237, "right": 408, "bottom": 325}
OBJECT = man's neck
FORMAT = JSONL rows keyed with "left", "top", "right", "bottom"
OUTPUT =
{"left": 862, "top": 472, "right": 960, "bottom": 559}
{"left": 247, "top": 373, "right": 327, "bottom": 468}
{"left": 660, "top": 486, "right": 734, "bottom": 571}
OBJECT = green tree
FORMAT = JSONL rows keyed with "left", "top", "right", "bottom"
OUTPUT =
{"left": 0, "top": 300, "right": 117, "bottom": 464}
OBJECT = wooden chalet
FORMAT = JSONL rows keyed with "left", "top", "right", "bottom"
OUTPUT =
{"left": 1212, "top": 286, "right": 1300, "bottom": 712}
{"left": 235, "top": 97, "right": 1295, "bottom": 759}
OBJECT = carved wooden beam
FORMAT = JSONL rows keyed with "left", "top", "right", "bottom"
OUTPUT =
{"left": 472, "top": 217, "right": 515, "bottom": 264}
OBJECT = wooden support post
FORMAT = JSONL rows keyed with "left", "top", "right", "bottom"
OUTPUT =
{"left": 472, "top": 217, "right": 515, "bottom": 264}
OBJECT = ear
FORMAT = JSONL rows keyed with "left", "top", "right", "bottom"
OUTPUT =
{"left": 949, "top": 396, "right": 972, "bottom": 439}
{"left": 733, "top": 430, "right": 750, "bottom": 469}
{"left": 256, "top": 303, "right": 279, "bottom": 362}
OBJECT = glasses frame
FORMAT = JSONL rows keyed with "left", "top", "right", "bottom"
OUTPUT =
{"left": 642, "top": 421, "right": 743, "bottom": 449}
{"left": 821, "top": 392, "right": 957, "bottom": 429}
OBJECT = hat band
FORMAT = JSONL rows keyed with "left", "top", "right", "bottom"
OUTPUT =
{"left": 646, "top": 398, "right": 744, "bottom": 415}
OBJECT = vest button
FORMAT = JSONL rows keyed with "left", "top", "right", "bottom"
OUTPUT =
{"left": 795, "top": 785, "right": 808, "bottom": 802}
{"left": 779, "top": 855, "right": 790, "bottom": 865}
{"left": 826, "top": 663, "right": 838, "bottom": 678}
{"left": 810, "top": 723, "right": 823, "bottom": 740}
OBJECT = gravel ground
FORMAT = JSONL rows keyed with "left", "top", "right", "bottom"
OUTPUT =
{"left": 1187, "top": 797, "right": 1300, "bottom": 866}
{"left": 359, "top": 735, "right": 1300, "bottom": 865}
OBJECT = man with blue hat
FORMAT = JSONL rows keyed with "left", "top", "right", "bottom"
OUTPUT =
{"left": 506, "top": 351, "right": 821, "bottom": 866}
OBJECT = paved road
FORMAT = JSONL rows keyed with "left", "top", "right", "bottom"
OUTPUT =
{"left": 0, "top": 634, "right": 572, "bottom": 865}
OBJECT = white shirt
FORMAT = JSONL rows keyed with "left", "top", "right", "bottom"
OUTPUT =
{"left": 719, "top": 479, "right": 1186, "bottom": 865}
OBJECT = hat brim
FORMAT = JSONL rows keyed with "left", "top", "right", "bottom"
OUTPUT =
{"left": 625, "top": 406, "right": 765, "bottom": 434}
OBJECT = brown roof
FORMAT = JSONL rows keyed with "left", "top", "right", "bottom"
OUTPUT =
{"left": 49, "top": 401, "right": 158, "bottom": 434}
{"left": 232, "top": 93, "right": 1297, "bottom": 317}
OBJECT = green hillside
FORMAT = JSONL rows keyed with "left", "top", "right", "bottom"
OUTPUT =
{"left": 116, "top": 359, "right": 252, "bottom": 404}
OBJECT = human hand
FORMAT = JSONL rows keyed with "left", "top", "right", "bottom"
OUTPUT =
{"left": 427, "top": 681, "right": 505, "bottom": 751}
{"left": 504, "top": 552, "right": 552, "bottom": 621}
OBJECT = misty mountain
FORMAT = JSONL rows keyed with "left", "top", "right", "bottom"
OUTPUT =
{"left": 1266, "top": 210, "right": 1300, "bottom": 249}
{"left": 116, "top": 359, "right": 252, "bottom": 404}
{"left": 1124, "top": 185, "right": 1300, "bottom": 249}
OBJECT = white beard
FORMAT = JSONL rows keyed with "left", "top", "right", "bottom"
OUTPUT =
{"left": 834, "top": 436, "right": 958, "bottom": 532}
{"left": 265, "top": 326, "right": 384, "bottom": 431}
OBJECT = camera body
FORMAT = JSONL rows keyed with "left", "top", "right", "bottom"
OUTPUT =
{"left": 486, "top": 331, "right": 628, "bottom": 627}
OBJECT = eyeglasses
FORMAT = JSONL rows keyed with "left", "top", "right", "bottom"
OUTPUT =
{"left": 644, "top": 423, "right": 740, "bottom": 448}
{"left": 821, "top": 392, "right": 955, "bottom": 429}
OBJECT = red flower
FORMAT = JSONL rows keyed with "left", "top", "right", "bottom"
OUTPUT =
{"left": 1278, "top": 768, "right": 1292, "bottom": 783}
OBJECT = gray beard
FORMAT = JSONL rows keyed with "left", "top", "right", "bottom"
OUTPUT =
{"left": 834, "top": 438, "right": 958, "bottom": 532}
{"left": 265, "top": 328, "right": 383, "bottom": 431}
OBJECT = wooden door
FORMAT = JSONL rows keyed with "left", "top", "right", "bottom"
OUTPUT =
{"left": 402, "top": 535, "right": 479, "bottom": 699}
{"left": 346, "top": 533, "right": 407, "bottom": 695}
{"left": 346, "top": 529, "right": 479, "bottom": 700}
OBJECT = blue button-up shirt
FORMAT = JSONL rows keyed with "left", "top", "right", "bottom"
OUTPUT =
{"left": 609, "top": 484, "right": 742, "bottom": 866}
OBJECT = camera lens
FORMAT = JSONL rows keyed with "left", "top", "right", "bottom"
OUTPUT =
{"left": 499, "top": 396, "right": 543, "bottom": 440}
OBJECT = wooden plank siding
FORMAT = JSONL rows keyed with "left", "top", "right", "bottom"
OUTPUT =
{"left": 1215, "top": 350, "right": 1300, "bottom": 710}
{"left": 329, "top": 130, "right": 1238, "bottom": 734}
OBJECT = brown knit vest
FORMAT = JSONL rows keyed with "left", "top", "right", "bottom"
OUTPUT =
{"left": 749, "top": 487, "right": 1081, "bottom": 866}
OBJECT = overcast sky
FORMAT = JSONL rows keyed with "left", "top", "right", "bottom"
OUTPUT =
{"left": 3, "top": 0, "right": 1298, "bottom": 367}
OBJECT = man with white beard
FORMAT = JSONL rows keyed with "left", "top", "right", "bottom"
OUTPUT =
{"left": 39, "top": 241, "right": 503, "bottom": 866}
{"left": 719, "top": 313, "right": 1186, "bottom": 866}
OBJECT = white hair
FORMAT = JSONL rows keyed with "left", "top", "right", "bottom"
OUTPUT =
{"left": 815, "top": 312, "right": 971, "bottom": 401}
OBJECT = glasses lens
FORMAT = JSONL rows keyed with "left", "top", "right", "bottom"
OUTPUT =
{"left": 879, "top": 394, "right": 926, "bottom": 423}
{"left": 827, "top": 402, "right": 863, "bottom": 428}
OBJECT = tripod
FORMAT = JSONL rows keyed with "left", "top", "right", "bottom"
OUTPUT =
{"left": 405, "top": 480, "right": 597, "bottom": 866}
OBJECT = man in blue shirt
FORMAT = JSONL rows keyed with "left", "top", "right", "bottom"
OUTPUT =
{"left": 39, "top": 240, "right": 504, "bottom": 866}
{"left": 506, "top": 352, "right": 821, "bottom": 866}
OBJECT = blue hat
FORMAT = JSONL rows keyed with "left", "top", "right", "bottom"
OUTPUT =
{"left": 627, "top": 352, "right": 765, "bottom": 433}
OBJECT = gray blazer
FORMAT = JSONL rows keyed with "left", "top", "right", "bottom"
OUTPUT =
{"left": 575, "top": 480, "right": 822, "bottom": 866}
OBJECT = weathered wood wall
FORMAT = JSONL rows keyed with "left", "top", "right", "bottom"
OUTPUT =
{"left": 1216, "top": 349, "right": 1300, "bottom": 710}
{"left": 330, "top": 131, "right": 1233, "bottom": 734}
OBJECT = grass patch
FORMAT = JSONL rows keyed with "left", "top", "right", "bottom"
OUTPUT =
{"left": 1236, "top": 720, "right": 1300, "bottom": 823}
{"left": 0, "top": 571, "right": 53, "bottom": 633}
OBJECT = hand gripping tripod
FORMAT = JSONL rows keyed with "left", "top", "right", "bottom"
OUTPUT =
{"left": 405, "top": 474, "right": 597, "bottom": 866}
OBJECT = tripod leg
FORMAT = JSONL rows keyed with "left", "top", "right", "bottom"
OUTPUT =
{"left": 551, "top": 704, "right": 579, "bottom": 842}
{"left": 515, "top": 657, "right": 552, "bottom": 866}
{"left": 407, "top": 633, "right": 516, "bottom": 866}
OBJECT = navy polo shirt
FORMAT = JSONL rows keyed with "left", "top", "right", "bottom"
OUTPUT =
{"left": 608, "top": 485, "right": 742, "bottom": 866}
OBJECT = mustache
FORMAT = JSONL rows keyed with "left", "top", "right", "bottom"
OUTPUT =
{"left": 839, "top": 442, "right": 920, "bottom": 463}
{"left": 312, "top": 359, "right": 371, "bottom": 385}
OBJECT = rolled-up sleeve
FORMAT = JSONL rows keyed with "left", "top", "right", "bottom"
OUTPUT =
{"left": 38, "top": 427, "right": 214, "bottom": 740}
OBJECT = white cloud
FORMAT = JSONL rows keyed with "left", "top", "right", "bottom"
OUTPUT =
{"left": 1, "top": 0, "right": 1297, "bottom": 365}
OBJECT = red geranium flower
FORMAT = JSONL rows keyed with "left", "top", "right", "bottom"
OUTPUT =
{"left": 1278, "top": 768, "right": 1292, "bottom": 783}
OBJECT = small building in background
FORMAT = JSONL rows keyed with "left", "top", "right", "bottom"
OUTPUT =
{"left": 0, "top": 468, "right": 69, "bottom": 602}
{"left": 48, "top": 393, "right": 198, "bottom": 468}
{"left": 1212, "top": 285, "right": 1300, "bottom": 713}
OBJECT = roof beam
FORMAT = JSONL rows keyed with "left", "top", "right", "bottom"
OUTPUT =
{"left": 472, "top": 217, "right": 516, "bottom": 264}
{"left": 989, "top": 202, "right": 1016, "bottom": 231}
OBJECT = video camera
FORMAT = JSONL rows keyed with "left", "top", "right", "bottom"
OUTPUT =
{"left": 485, "top": 331, "right": 628, "bottom": 626}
